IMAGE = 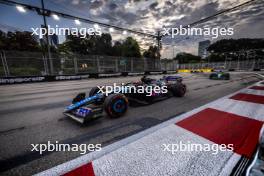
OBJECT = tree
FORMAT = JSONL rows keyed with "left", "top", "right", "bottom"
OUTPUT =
{"left": 94, "top": 33, "right": 113, "bottom": 55}
{"left": 121, "top": 37, "right": 141, "bottom": 57}
{"left": 143, "top": 45, "right": 160, "bottom": 59}
{"left": 207, "top": 38, "right": 264, "bottom": 53}
{"left": 59, "top": 33, "right": 142, "bottom": 57}
{"left": 205, "top": 53, "right": 225, "bottom": 62}
{"left": 207, "top": 38, "right": 264, "bottom": 62}
{"left": 173, "top": 52, "right": 201, "bottom": 63}
{"left": 112, "top": 41, "right": 123, "bottom": 56}
{"left": 0, "top": 30, "right": 6, "bottom": 49}
{"left": 0, "top": 30, "right": 41, "bottom": 51}
{"left": 60, "top": 33, "right": 91, "bottom": 55}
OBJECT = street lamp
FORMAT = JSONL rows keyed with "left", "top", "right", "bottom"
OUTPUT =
{"left": 109, "top": 27, "right": 114, "bottom": 32}
{"left": 52, "top": 14, "right": 60, "bottom": 21}
{"left": 16, "top": 5, "right": 26, "bottom": 13}
{"left": 75, "top": 19, "right": 81, "bottom": 25}
{"left": 94, "top": 23, "right": 99, "bottom": 28}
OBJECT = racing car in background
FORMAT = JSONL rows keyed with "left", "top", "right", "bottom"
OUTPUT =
{"left": 64, "top": 75, "right": 186, "bottom": 123}
{"left": 209, "top": 70, "right": 230, "bottom": 80}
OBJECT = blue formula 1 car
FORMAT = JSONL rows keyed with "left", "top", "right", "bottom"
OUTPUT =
{"left": 64, "top": 75, "right": 186, "bottom": 123}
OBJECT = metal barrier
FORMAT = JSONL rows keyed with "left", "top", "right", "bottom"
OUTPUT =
{"left": 179, "top": 60, "right": 264, "bottom": 71}
{"left": 0, "top": 50, "right": 166, "bottom": 77}
{"left": 0, "top": 50, "right": 263, "bottom": 77}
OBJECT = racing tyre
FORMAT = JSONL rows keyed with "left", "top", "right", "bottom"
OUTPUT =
{"left": 223, "top": 74, "right": 230, "bottom": 80}
{"left": 104, "top": 94, "right": 128, "bottom": 118}
{"left": 182, "top": 84, "right": 187, "bottom": 94}
{"left": 89, "top": 87, "right": 100, "bottom": 97}
{"left": 171, "top": 83, "right": 186, "bottom": 97}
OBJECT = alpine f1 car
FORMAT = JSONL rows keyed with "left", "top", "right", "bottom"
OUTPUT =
{"left": 209, "top": 71, "right": 230, "bottom": 80}
{"left": 64, "top": 75, "right": 186, "bottom": 123}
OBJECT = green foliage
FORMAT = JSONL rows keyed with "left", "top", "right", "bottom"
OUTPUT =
{"left": 207, "top": 38, "right": 264, "bottom": 53}
{"left": 121, "top": 37, "right": 141, "bottom": 57}
{"left": 112, "top": 41, "right": 123, "bottom": 56}
{"left": 59, "top": 33, "right": 142, "bottom": 57}
{"left": 205, "top": 53, "right": 225, "bottom": 62}
{"left": 9, "top": 67, "right": 40, "bottom": 76}
{"left": 173, "top": 52, "right": 201, "bottom": 64}
{"left": 0, "top": 30, "right": 41, "bottom": 51}
{"left": 143, "top": 45, "right": 160, "bottom": 59}
{"left": 60, "top": 33, "right": 112, "bottom": 55}
{"left": 0, "top": 66, "right": 4, "bottom": 76}
{"left": 207, "top": 38, "right": 264, "bottom": 62}
{"left": 0, "top": 30, "right": 142, "bottom": 58}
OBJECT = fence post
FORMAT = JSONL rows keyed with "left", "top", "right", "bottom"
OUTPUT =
{"left": 125, "top": 58, "right": 127, "bottom": 72}
{"left": 96, "top": 56, "right": 100, "bottom": 73}
{"left": 115, "top": 58, "right": 118, "bottom": 73}
{"left": 1, "top": 51, "right": 10, "bottom": 76}
{"left": 42, "top": 55, "right": 49, "bottom": 75}
{"left": 252, "top": 59, "right": 255, "bottom": 70}
{"left": 73, "top": 57, "right": 78, "bottom": 74}
{"left": 131, "top": 58, "right": 133, "bottom": 72}
{"left": 143, "top": 58, "right": 147, "bottom": 71}
{"left": 0, "top": 51, "right": 6, "bottom": 76}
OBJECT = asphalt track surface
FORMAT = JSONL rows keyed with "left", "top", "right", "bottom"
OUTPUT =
{"left": 0, "top": 72, "right": 262, "bottom": 175}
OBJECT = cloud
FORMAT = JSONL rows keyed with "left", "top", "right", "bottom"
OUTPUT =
{"left": 108, "top": 3, "right": 118, "bottom": 10}
{"left": 49, "top": 0, "right": 264, "bottom": 57}
{"left": 90, "top": 0, "right": 104, "bottom": 9}
{"left": 149, "top": 2, "right": 158, "bottom": 10}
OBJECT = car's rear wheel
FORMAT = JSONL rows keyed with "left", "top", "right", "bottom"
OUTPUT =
{"left": 104, "top": 94, "right": 128, "bottom": 118}
{"left": 224, "top": 74, "right": 230, "bottom": 80}
{"left": 171, "top": 83, "right": 186, "bottom": 97}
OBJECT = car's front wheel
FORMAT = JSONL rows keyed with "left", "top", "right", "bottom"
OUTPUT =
{"left": 89, "top": 87, "right": 100, "bottom": 97}
{"left": 104, "top": 94, "right": 128, "bottom": 118}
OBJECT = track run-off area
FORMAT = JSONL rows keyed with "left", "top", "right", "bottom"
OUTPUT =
{"left": 0, "top": 72, "right": 263, "bottom": 175}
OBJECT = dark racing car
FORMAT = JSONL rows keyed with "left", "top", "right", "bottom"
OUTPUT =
{"left": 125, "top": 75, "right": 186, "bottom": 104}
{"left": 209, "top": 71, "right": 230, "bottom": 80}
{"left": 64, "top": 75, "right": 186, "bottom": 123}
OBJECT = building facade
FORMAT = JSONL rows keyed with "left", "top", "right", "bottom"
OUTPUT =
{"left": 198, "top": 40, "right": 211, "bottom": 58}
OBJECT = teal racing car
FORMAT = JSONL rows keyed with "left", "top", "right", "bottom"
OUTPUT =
{"left": 209, "top": 71, "right": 230, "bottom": 80}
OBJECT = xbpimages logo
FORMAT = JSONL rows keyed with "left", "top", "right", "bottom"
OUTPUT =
{"left": 97, "top": 83, "right": 168, "bottom": 96}
{"left": 31, "top": 25, "right": 102, "bottom": 38}
{"left": 162, "top": 25, "right": 234, "bottom": 39}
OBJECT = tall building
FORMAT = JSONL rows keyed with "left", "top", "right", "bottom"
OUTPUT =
{"left": 198, "top": 40, "right": 211, "bottom": 58}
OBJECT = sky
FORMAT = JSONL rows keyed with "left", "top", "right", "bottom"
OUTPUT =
{"left": 0, "top": 0, "right": 263, "bottom": 58}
